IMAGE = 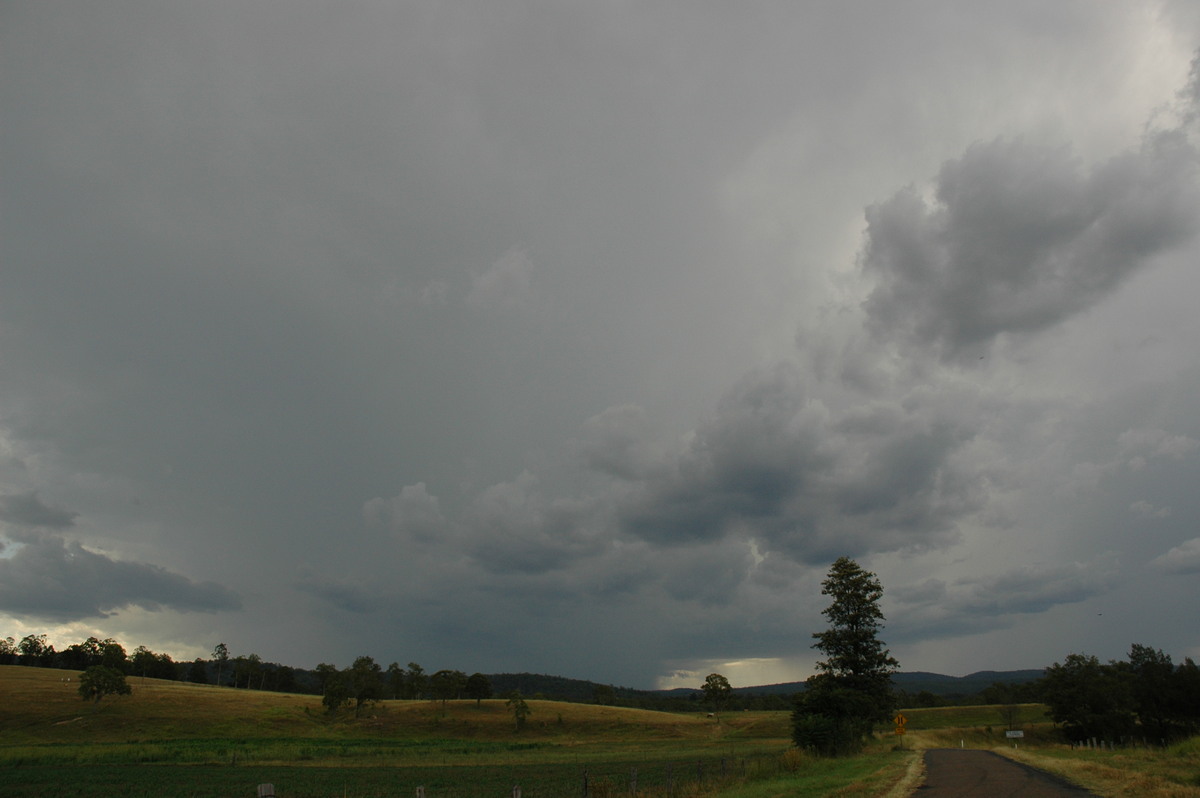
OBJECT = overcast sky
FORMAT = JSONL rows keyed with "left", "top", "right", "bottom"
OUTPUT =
{"left": 4, "top": 1, "right": 1200, "bottom": 690}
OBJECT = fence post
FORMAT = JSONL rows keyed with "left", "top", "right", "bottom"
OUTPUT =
{"left": 512, "top": 786, "right": 521, "bottom": 798}
{"left": 256, "top": 785, "right": 275, "bottom": 798}
{"left": 416, "top": 787, "right": 425, "bottom": 798}
{"left": 581, "top": 768, "right": 588, "bottom": 798}
{"left": 630, "top": 767, "right": 637, "bottom": 795}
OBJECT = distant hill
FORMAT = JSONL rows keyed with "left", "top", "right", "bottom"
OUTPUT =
{"left": 731, "top": 669, "right": 1044, "bottom": 698}
{"left": 489, "top": 669, "right": 1045, "bottom": 704}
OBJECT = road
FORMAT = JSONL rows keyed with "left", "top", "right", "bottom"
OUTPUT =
{"left": 915, "top": 749, "right": 1096, "bottom": 797}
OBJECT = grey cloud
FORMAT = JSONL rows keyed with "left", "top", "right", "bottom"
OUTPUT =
{"left": 1129, "top": 500, "right": 1171, "bottom": 520}
{"left": 0, "top": 491, "right": 78, "bottom": 529}
{"left": 862, "top": 131, "right": 1200, "bottom": 361}
{"left": 890, "top": 559, "right": 1118, "bottom": 641}
{"left": 1150, "top": 538, "right": 1200, "bottom": 574}
{"left": 363, "top": 483, "right": 447, "bottom": 542}
{"left": 463, "top": 473, "right": 607, "bottom": 574}
{"left": 576, "top": 404, "right": 667, "bottom": 481}
{"left": 0, "top": 535, "right": 241, "bottom": 621}
{"left": 1118, "top": 428, "right": 1200, "bottom": 462}
{"left": 466, "top": 249, "right": 536, "bottom": 309}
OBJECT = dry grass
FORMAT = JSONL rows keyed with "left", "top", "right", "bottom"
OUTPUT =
{"left": 999, "top": 742, "right": 1200, "bottom": 798}
{"left": 888, "top": 713, "right": 1200, "bottom": 798}
{"left": 0, "top": 664, "right": 789, "bottom": 764}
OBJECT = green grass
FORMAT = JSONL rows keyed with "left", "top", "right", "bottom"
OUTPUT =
{"left": 5, "top": 666, "right": 892, "bottom": 797}
{"left": 713, "top": 745, "right": 915, "bottom": 798}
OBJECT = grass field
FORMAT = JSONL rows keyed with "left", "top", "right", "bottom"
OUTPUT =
{"left": 0, "top": 665, "right": 911, "bottom": 797}
{"left": 6, "top": 666, "right": 1199, "bottom": 797}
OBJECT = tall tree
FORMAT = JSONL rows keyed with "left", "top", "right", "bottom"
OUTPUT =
{"left": 1127, "top": 644, "right": 1177, "bottom": 741}
{"left": 132, "top": 646, "right": 157, "bottom": 680}
{"left": 1041, "top": 652, "right": 1134, "bottom": 742}
{"left": 0, "top": 636, "right": 17, "bottom": 665}
{"left": 62, "top": 636, "right": 104, "bottom": 670}
{"left": 792, "top": 557, "right": 899, "bottom": 756}
{"left": 99, "top": 638, "right": 127, "bottom": 671}
{"left": 322, "top": 670, "right": 351, "bottom": 715}
{"left": 701, "top": 673, "right": 732, "bottom": 721}
{"left": 18, "top": 634, "right": 51, "bottom": 666}
{"left": 212, "top": 643, "right": 229, "bottom": 687}
{"left": 386, "top": 662, "right": 405, "bottom": 699}
{"left": 406, "top": 662, "right": 427, "bottom": 700}
{"left": 347, "top": 656, "right": 384, "bottom": 717}
{"left": 430, "top": 669, "right": 467, "bottom": 707}
{"left": 465, "top": 673, "right": 493, "bottom": 706}
{"left": 186, "top": 658, "right": 209, "bottom": 684}
{"left": 314, "top": 662, "right": 338, "bottom": 697}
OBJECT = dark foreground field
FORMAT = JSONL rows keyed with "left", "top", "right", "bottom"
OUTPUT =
{"left": 6, "top": 666, "right": 1199, "bottom": 797}
{"left": 0, "top": 665, "right": 897, "bottom": 797}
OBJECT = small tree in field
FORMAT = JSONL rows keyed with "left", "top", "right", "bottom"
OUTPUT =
{"left": 78, "top": 666, "right": 132, "bottom": 703}
{"left": 506, "top": 690, "right": 532, "bottom": 731}
{"left": 322, "top": 670, "right": 351, "bottom": 715}
{"left": 792, "top": 557, "right": 898, "bottom": 756}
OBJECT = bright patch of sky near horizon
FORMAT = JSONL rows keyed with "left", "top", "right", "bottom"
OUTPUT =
{"left": 3, "top": 1, "right": 1200, "bottom": 691}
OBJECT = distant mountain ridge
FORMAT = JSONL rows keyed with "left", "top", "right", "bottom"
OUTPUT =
{"left": 489, "top": 669, "right": 1045, "bottom": 703}
{"left": 695, "top": 669, "right": 1047, "bottom": 697}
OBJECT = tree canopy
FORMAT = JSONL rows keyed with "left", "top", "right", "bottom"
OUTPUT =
{"left": 701, "top": 673, "right": 732, "bottom": 720}
{"left": 792, "top": 556, "right": 898, "bottom": 756}
{"left": 78, "top": 665, "right": 132, "bottom": 703}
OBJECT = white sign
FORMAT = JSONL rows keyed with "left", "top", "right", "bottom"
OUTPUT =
{"left": 1005, "top": 730, "right": 1024, "bottom": 738}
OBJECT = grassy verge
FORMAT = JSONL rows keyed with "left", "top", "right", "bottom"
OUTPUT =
{"left": 998, "top": 736, "right": 1200, "bottom": 798}
{"left": 712, "top": 742, "right": 917, "bottom": 798}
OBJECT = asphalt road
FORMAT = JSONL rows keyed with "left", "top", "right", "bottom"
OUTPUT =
{"left": 916, "top": 749, "right": 1097, "bottom": 797}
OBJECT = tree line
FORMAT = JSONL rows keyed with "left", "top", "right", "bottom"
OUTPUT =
{"left": 0, "top": 632, "right": 796, "bottom": 711}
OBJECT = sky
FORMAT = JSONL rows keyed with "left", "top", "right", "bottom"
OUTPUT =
{"left": 3, "top": 1, "right": 1200, "bottom": 691}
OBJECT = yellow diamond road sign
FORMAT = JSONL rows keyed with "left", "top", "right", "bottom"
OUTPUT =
{"left": 893, "top": 713, "right": 907, "bottom": 727}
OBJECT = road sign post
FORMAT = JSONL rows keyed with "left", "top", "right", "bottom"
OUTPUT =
{"left": 893, "top": 712, "right": 907, "bottom": 748}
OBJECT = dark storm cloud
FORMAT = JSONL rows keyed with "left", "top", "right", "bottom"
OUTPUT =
{"left": 617, "top": 365, "right": 981, "bottom": 563}
{"left": 293, "top": 570, "right": 383, "bottom": 615}
{"left": 0, "top": 535, "right": 241, "bottom": 621}
{"left": 0, "top": 491, "right": 78, "bottom": 529}
{"left": 862, "top": 131, "right": 1200, "bottom": 360}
